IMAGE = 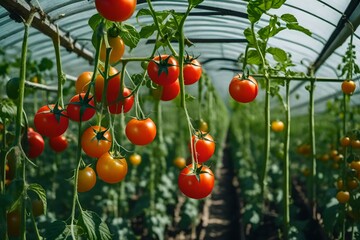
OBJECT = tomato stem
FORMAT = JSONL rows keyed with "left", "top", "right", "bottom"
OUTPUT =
{"left": 52, "top": 25, "right": 65, "bottom": 108}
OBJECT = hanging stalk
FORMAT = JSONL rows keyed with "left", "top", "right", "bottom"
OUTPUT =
{"left": 308, "top": 78, "right": 317, "bottom": 218}
{"left": 283, "top": 80, "right": 291, "bottom": 239}
{"left": 52, "top": 26, "right": 65, "bottom": 108}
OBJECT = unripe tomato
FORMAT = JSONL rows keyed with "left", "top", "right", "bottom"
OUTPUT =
{"left": 100, "top": 36, "right": 125, "bottom": 64}
{"left": 341, "top": 80, "right": 356, "bottom": 95}
{"left": 271, "top": 120, "right": 284, "bottom": 132}
{"left": 173, "top": 157, "right": 186, "bottom": 169}
{"left": 6, "top": 77, "right": 20, "bottom": 100}
{"left": 129, "top": 153, "right": 141, "bottom": 166}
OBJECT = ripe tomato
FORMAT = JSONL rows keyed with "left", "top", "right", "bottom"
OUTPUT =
{"left": 81, "top": 126, "right": 112, "bottom": 158}
{"left": 108, "top": 87, "right": 134, "bottom": 114}
{"left": 178, "top": 164, "right": 215, "bottom": 199}
{"left": 95, "top": 0, "right": 137, "bottom": 22}
{"left": 7, "top": 210, "right": 21, "bottom": 237}
{"left": 32, "top": 199, "right": 44, "bottom": 217}
{"left": 77, "top": 166, "right": 97, "bottom": 192}
{"left": 336, "top": 191, "right": 350, "bottom": 203}
{"left": 183, "top": 57, "right": 202, "bottom": 85}
{"left": 26, "top": 129, "right": 45, "bottom": 158}
{"left": 336, "top": 179, "right": 343, "bottom": 190}
{"left": 75, "top": 71, "right": 93, "bottom": 94}
{"left": 34, "top": 104, "right": 69, "bottom": 138}
{"left": 173, "top": 156, "right": 186, "bottom": 169}
{"left": 97, "top": 152, "right": 128, "bottom": 184}
{"left": 129, "top": 153, "right": 141, "bottom": 166}
{"left": 100, "top": 36, "right": 125, "bottom": 64}
{"left": 347, "top": 178, "right": 359, "bottom": 190}
{"left": 341, "top": 80, "right": 356, "bottom": 95}
{"left": 340, "top": 136, "right": 351, "bottom": 147}
{"left": 190, "top": 132, "right": 215, "bottom": 163}
{"left": 49, "top": 135, "right": 68, "bottom": 153}
{"left": 229, "top": 75, "right": 258, "bottom": 103}
{"left": 153, "top": 79, "right": 180, "bottom": 101}
{"left": 350, "top": 161, "right": 360, "bottom": 171}
{"left": 95, "top": 66, "right": 121, "bottom": 104}
{"left": 67, "top": 93, "right": 96, "bottom": 122}
{"left": 351, "top": 139, "right": 360, "bottom": 149}
{"left": 271, "top": 120, "right": 284, "bottom": 132}
{"left": 147, "top": 55, "right": 179, "bottom": 86}
{"left": 125, "top": 118, "right": 157, "bottom": 146}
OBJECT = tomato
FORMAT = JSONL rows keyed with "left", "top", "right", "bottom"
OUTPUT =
{"left": 32, "top": 199, "right": 44, "bottom": 217}
{"left": 183, "top": 57, "right": 202, "bottom": 85}
{"left": 49, "top": 135, "right": 68, "bottom": 153}
{"left": 6, "top": 77, "right": 20, "bottom": 100}
{"left": 319, "top": 154, "right": 330, "bottom": 161}
{"left": 229, "top": 75, "right": 258, "bottom": 103}
{"left": 297, "top": 144, "right": 311, "bottom": 156}
{"left": 340, "top": 136, "right": 351, "bottom": 147}
{"left": 173, "top": 156, "right": 186, "bottom": 169}
{"left": 190, "top": 132, "right": 215, "bottom": 163}
{"left": 147, "top": 55, "right": 179, "bottom": 86}
{"left": 350, "top": 161, "right": 360, "bottom": 171}
{"left": 336, "top": 191, "right": 350, "bottom": 203}
{"left": 26, "top": 129, "right": 45, "bottom": 158}
{"left": 95, "top": 66, "right": 121, "bottom": 104}
{"left": 195, "top": 118, "right": 209, "bottom": 133}
{"left": 333, "top": 154, "right": 344, "bottom": 162}
{"left": 301, "top": 168, "right": 310, "bottom": 177}
{"left": 108, "top": 87, "right": 134, "bottom": 114}
{"left": 271, "top": 120, "right": 284, "bottom": 132}
{"left": 81, "top": 126, "right": 112, "bottom": 158}
{"left": 125, "top": 118, "right": 157, "bottom": 146}
{"left": 129, "top": 153, "right": 141, "bottom": 166}
{"left": 336, "top": 179, "right": 343, "bottom": 190}
{"left": 5, "top": 163, "right": 11, "bottom": 185}
{"left": 153, "top": 79, "right": 180, "bottom": 101}
{"left": 178, "top": 164, "right": 215, "bottom": 199}
{"left": 67, "top": 93, "right": 96, "bottom": 122}
{"left": 34, "top": 104, "right": 69, "bottom": 138}
{"left": 77, "top": 166, "right": 97, "bottom": 192}
{"left": 75, "top": 71, "right": 93, "bottom": 94}
{"left": 95, "top": 0, "right": 136, "bottom": 22}
{"left": 7, "top": 210, "right": 21, "bottom": 237}
{"left": 347, "top": 178, "right": 359, "bottom": 190}
{"left": 100, "top": 36, "right": 125, "bottom": 64}
{"left": 341, "top": 80, "right": 356, "bottom": 95}
{"left": 97, "top": 152, "right": 128, "bottom": 184}
{"left": 351, "top": 139, "right": 360, "bottom": 149}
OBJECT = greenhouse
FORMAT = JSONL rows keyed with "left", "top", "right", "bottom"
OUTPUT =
{"left": 0, "top": 0, "right": 360, "bottom": 239}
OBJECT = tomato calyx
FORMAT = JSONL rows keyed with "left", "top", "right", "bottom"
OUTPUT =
{"left": 194, "top": 130, "right": 213, "bottom": 142}
{"left": 236, "top": 73, "right": 257, "bottom": 85}
{"left": 67, "top": 93, "right": 96, "bottom": 113}
{"left": 184, "top": 52, "right": 200, "bottom": 66}
{"left": 92, "top": 127, "right": 111, "bottom": 143}
{"left": 185, "top": 164, "right": 213, "bottom": 182}
{"left": 152, "top": 54, "right": 178, "bottom": 77}
{"left": 43, "top": 103, "right": 67, "bottom": 123}
{"left": 107, "top": 24, "right": 120, "bottom": 38}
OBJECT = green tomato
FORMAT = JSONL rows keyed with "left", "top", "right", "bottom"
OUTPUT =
{"left": 6, "top": 77, "right": 20, "bottom": 100}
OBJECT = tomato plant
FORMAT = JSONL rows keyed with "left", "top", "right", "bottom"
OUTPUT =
{"left": 229, "top": 75, "right": 258, "bottom": 103}
{"left": 95, "top": 66, "right": 121, "bottom": 104}
{"left": 271, "top": 120, "right": 284, "bottom": 132}
{"left": 108, "top": 87, "right": 134, "bottom": 114}
{"left": 190, "top": 132, "right": 215, "bottom": 163}
{"left": 125, "top": 118, "right": 157, "bottom": 145}
{"left": 147, "top": 55, "right": 179, "bottom": 86}
{"left": 129, "top": 153, "right": 141, "bottom": 166}
{"left": 49, "top": 135, "right": 68, "bottom": 153}
{"left": 77, "top": 166, "right": 97, "bottom": 192}
{"left": 178, "top": 164, "right": 215, "bottom": 199}
{"left": 95, "top": 0, "right": 137, "bottom": 22}
{"left": 75, "top": 71, "right": 92, "bottom": 94}
{"left": 97, "top": 152, "right": 128, "bottom": 184}
{"left": 26, "top": 129, "right": 45, "bottom": 158}
{"left": 66, "top": 93, "right": 96, "bottom": 122}
{"left": 34, "top": 104, "right": 69, "bottom": 138}
{"left": 100, "top": 36, "right": 125, "bottom": 64}
{"left": 81, "top": 126, "right": 112, "bottom": 158}
{"left": 341, "top": 80, "right": 356, "bottom": 95}
{"left": 183, "top": 56, "right": 202, "bottom": 85}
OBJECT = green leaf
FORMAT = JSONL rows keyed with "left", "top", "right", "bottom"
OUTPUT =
{"left": 136, "top": 8, "right": 152, "bottom": 19}
{"left": 258, "top": 25, "right": 271, "bottom": 40}
{"left": 244, "top": 28, "right": 255, "bottom": 45}
{"left": 281, "top": 13, "right": 298, "bottom": 23}
{"left": 286, "top": 23, "right": 312, "bottom": 36}
{"left": 78, "top": 210, "right": 112, "bottom": 240}
{"left": 88, "top": 14, "right": 102, "bottom": 31}
{"left": 354, "top": 63, "right": 360, "bottom": 74}
{"left": 119, "top": 24, "right": 140, "bottom": 49}
{"left": 270, "top": 0, "right": 286, "bottom": 9}
{"left": 38, "top": 58, "right": 53, "bottom": 71}
{"left": 247, "top": 50, "right": 262, "bottom": 65}
{"left": 139, "top": 24, "right": 157, "bottom": 39}
{"left": 28, "top": 183, "right": 47, "bottom": 215}
{"left": 188, "top": 0, "right": 204, "bottom": 8}
{"left": 247, "top": 5, "right": 263, "bottom": 23}
{"left": 43, "top": 221, "right": 72, "bottom": 240}
{"left": 0, "top": 98, "right": 16, "bottom": 120}
{"left": 267, "top": 47, "right": 287, "bottom": 63}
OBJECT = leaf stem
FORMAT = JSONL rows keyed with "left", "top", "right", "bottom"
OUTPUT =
{"left": 52, "top": 25, "right": 65, "bottom": 108}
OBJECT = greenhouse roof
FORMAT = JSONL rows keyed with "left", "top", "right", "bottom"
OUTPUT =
{"left": 1, "top": 0, "right": 360, "bottom": 114}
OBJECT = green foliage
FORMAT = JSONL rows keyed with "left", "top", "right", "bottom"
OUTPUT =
{"left": 78, "top": 210, "right": 112, "bottom": 240}
{"left": 28, "top": 183, "right": 47, "bottom": 215}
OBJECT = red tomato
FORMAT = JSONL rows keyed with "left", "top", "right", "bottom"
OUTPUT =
{"left": 26, "top": 129, "right": 45, "bottom": 158}
{"left": 147, "top": 55, "right": 179, "bottom": 86}
{"left": 153, "top": 79, "right": 180, "bottom": 101}
{"left": 229, "top": 75, "right": 258, "bottom": 103}
{"left": 125, "top": 118, "right": 157, "bottom": 145}
{"left": 95, "top": 0, "right": 137, "bottom": 22}
{"left": 97, "top": 152, "right": 128, "bottom": 184}
{"left": 81, "top": 126, "right": 112, "bottom": 158}
{"left": 67, "top": 93, "right": 96, "bottom": 122}
{"left": 7, "top": 210, "right": 21, "bottom": 237}
{"left": 78, "top": 166, "right": 97, "bottom": 192}
{"left": 49, "top": 135, "right": 68, "bottom": 153}
{"left": 34, "top": 104, "right": 69, "bottom": 138}
{"left": 100, "top": 36, "right": 125, "bottom": 64}
{"left": 95, "top": 66, "right": 121, "bottom": 104}
{"left": 108, "top": 87, "right": 134, "bottom": 114}
{"left": 341, "top": 80, "right": 356, "bottom": 95}
{"left": 190, "top": 132, "right": 215, "bottom": 163}
{"left": 183, "top": 57, "right": 202, "bottom": 85}
{"left": 178, "top": 164, "right": 215, "bottom": 199}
